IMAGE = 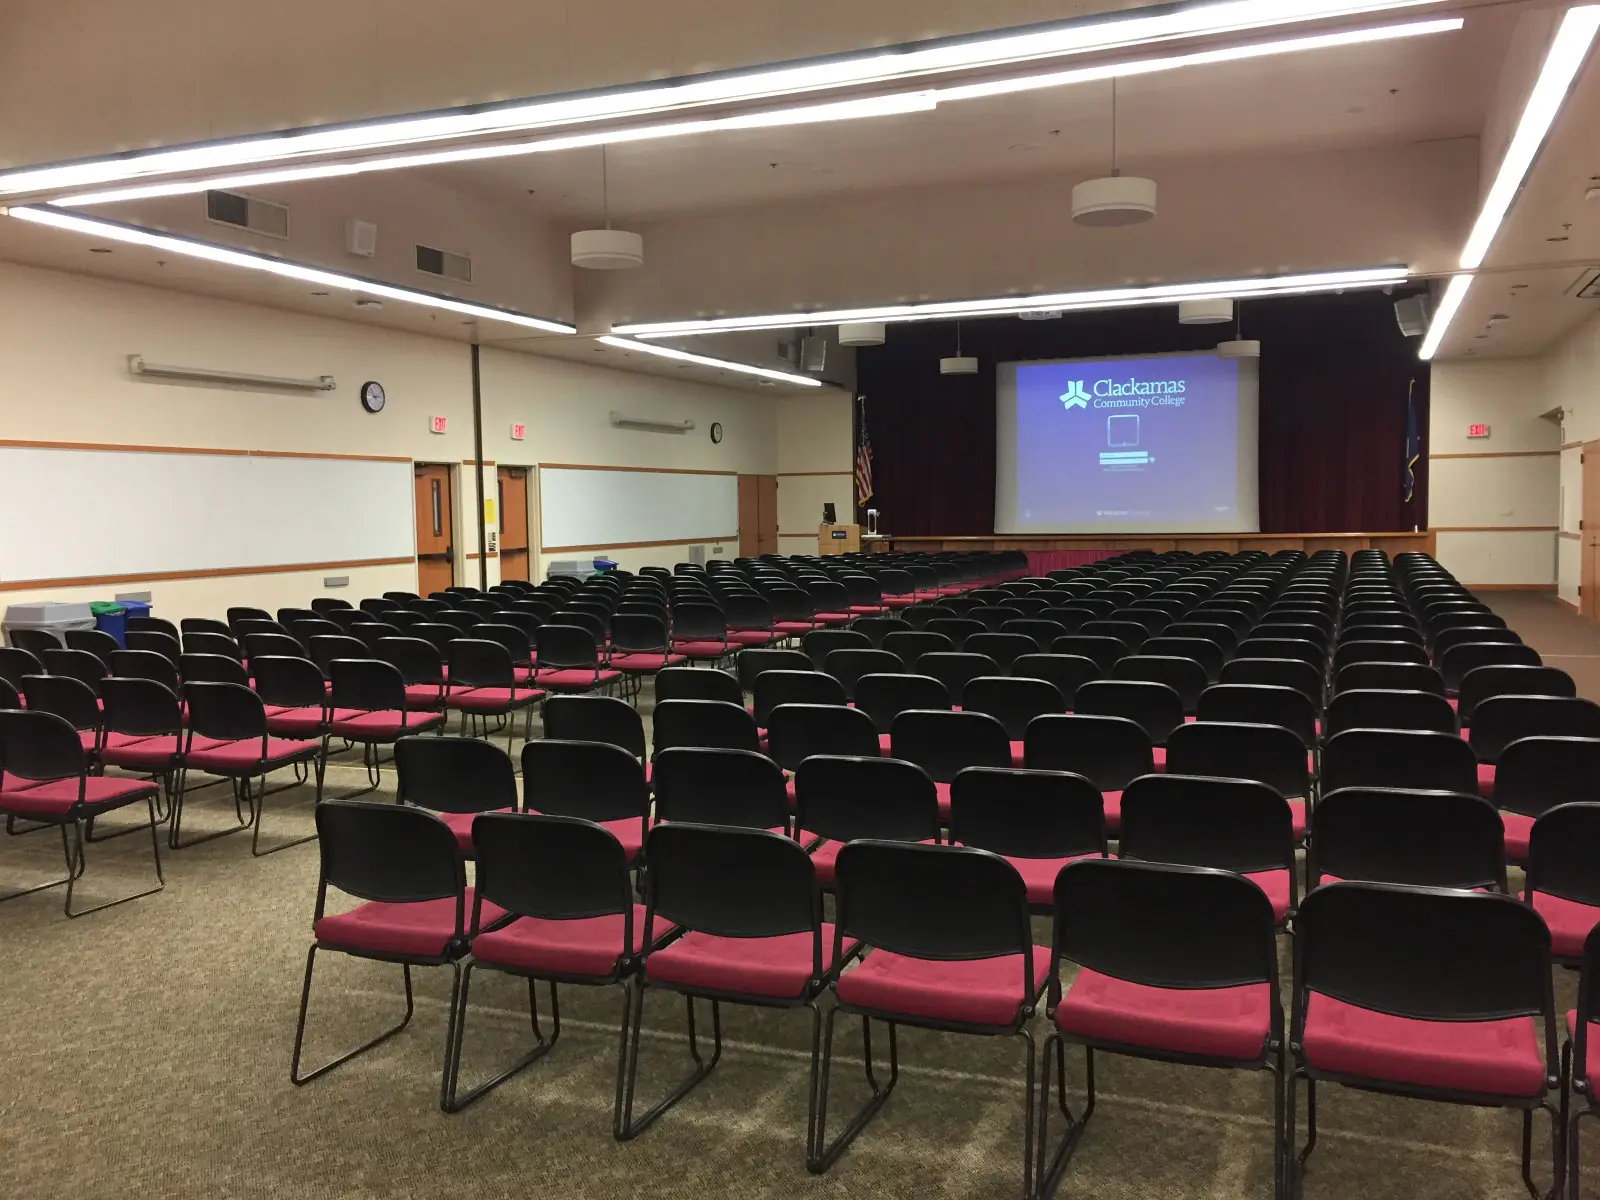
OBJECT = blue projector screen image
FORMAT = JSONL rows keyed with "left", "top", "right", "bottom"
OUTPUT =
{"left": 994, "top": 352, "right": 1260, "bottom": 534}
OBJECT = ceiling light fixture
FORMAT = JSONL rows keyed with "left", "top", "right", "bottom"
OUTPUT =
{"left": 1420, "top": 5, "right": 1600, "bottom": 360}
{"left": 940, "top": 321, "right": 979, "bottom": 375}
{"left": 571, "top": 146, "right": 644, "bottom": 269}
{"left": 615, "top": 266, "right": 1410, "bottom": 339}
{"left": 8, "top": 3, "right": 1453, "bottom": 203}
{"left": 1, "top": 206, "right": 575, "bottom": 333}
{"left": 1072, "top": 78, "right": 1157, "bottom": 226}
{"left": 593, "top": 336, "right": 824, "bottom": 386}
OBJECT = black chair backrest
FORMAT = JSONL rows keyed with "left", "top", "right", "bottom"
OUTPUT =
{"left": 654, "top": 666, "right": 743, "bottom": 705}
{"left": 750, "top": 670, "right": 845, "bottom": 727}
{"left": 853, "top": 672, "right": 951, "bottom": 733}
{"left": 651, "top": 747, "right": 790, "bottom": 831}
{"left": 1321, "top": 727, "right": 1477, "bottom": 794}
{"left": 1022, "top": 713, "right": 1153, "bottom": 791}
{"left": 1051, "top": 860, "right": 1277, "bottom": 995}
{"left": 834, "top": 842, "right": 1031, "bottom": 970}
{"left": 1311, "top": 786, "right": 1505, "bottom": 891}
{"left": 309, "top": 634, "right": 371, "bottom": 676}
{"left": 735, "top": 647, "right": 813, "bottom": 691}
{"left": 184, "top": 631, "right": 242, "bottom": 660}
{"left": 1119, "top": 774, "right": 1294, "bottom": 880}
{"left": 184, "top": 681, "right": 268, "bottom": 743}
{"left": 766, "top": 703, "right": 880, "bottom": 772}
{"left": 960, "top": 675, "right": 1064, "bottom": 741}
{"left": 329, "top": 657, "right": 407, "bottom": 712}
{"left": 1440, "top": 641, "right": 1541, "bottom": 693}
{"left": 1194, "top": 683, "right": 1317, "bottom": 748}
{"left": 1010, "top": 653, "right": 1099, "bottom": 708}
{"left": 107, "top": 648, "right": 181, "bottom": 692}
{"left": 179, "top": 652, "right": 250, "bottom": 687}
{"left": 41, "top": 648, "right": 108, "bottom": 690}
{"left": 251, "top": 655, "right": 329, "bottom": 709}
{"left": 1164, "top": 720, "right": 1309, "bottom": 799}
{"left": 1527, "top": 802, "right": 1600, "bottom": 917}
{"left": 1048, "top": 635, "right": 1130, "bottom": 673}
{"left": 1335, "top": 661, "right": 1445, "bottom": 698}
{"left": 802, "top": 628, "right": 871, "bottom": 670}
{"left": 314, "top": 801, "right": 464, "bottom": 913}
{"left": 1324, "top": 688, "right": 1457, "bottom": 738}
{"left": 9, "top": 628, "right": 62, "bottom": 655}
{"left": 948, "top": 767, "right": 1104, "bottom": 861}
{"left": 851, "top": 616, "right": 912, "bottom": 648}
{"left": 377, "top": 636, "right": 445, "bottom": 687}
{"left": 1470, "top": 695, "right": 1600, "bottom": 763}
{"left": 1219, "top": 656, "right": 1324, "bottom": 711}
{"left": 880, "top": 630, "right": 956, "bottom": 673}
{"left": 64, "top": 628, "right": 119, "bottom": 664}
{"left": 542, "top": 693, "right": 646, "bottom": 758}
{"left": 916, "top": 651, "right": 1002, "bottom": 700}
{"left": 793, "top": 755, "right": 941, "bottom": 845}
{"left": 521, "top": 738, "right": 650, "bottom": 825}
{"left": 395, "top": 735, "right": 518, "bottom": 815}
{"left": 100, "top": 676, "right": 184, "bottom": 738}
{"left": 644, "top": 824, "right": 819, "bottom": 949}
{"left": 888, "top": 709, "right": 1012, "bottom": 782}
{"left": 1111, "top": 655, "right": 1208, "bottom": 715}
{"left": 446, "top": 639, "right": 516, "bottom": 690}
{"left": 1073, "top": 679, "right": 1184, "bottom": 746}
{"left": 651, "top": 698, "right": 760, "bottom": 755}
{"left": 23, "top": 673, "right": 102, "bottom": 731}
{"left": 1494, "top": 736, "right": 1600, "bottom": 820}
{"left": 824, "top": 648, "right": 908, "bottom": 701}
{"left": 924, "top": 618, "right": 985, "bottom": 651}
{"left": 471, "top": 812, "right": 632, "bottom": 927}
{"left": 128, "top": 616, "right": 181, "bottom": 640}
{"left": 1458, "top": 665, "right": 1576, "bottom": 723}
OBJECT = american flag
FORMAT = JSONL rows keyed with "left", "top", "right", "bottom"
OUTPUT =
{"left": 855, "top": 395, "right": 874, "bottom": 508}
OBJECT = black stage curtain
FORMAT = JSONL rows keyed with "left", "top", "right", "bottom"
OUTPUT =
{"left": 853, "top": 291, "right": 1428, "bottom": 536}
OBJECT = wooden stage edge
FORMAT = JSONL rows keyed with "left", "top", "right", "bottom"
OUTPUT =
{"left": 869, "top": 531, "right": 1438, "bottom": 555}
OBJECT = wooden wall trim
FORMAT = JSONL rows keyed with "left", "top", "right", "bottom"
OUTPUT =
{"left": 1559, "top": 595, "right": 1582, "bottom": 614}
{"left": 1466, "top": 584, "right": 1558, "bottom": 591}
{"left": 1434, "top": 526, "right": 1558, "bottom": 533}
{"left": 538, "top": 463, "right": 738, "bottom": 476}
{"left": 1429, "top": 450, "right": 1560, "bottom": 460}
{"left": 0, "top": 556, "right": 414, "bottom": 592}
{"left": 541, "top": 536, "right": 737, "bottom": 554}
{"left": 776, "top": 471, "right": 853, "bottom": 477}
{"left": 0, "top": 438, "right": 409, "bottom": 464}
{"left": 1560, "top": 531, "right": 1583, "bottom": 541}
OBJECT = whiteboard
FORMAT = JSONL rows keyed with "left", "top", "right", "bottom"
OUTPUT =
{"left": 539, "top": 467, "right": 737, "bottom": 550}
{"left": 0, "top": 446, "right": 415, "bottom": 583}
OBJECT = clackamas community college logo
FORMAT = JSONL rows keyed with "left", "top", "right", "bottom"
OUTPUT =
{"left": 1060, "top": 380, "right": 1090, "bottom": 410}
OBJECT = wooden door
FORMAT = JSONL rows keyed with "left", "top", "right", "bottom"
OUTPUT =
{"left": 738, "top": 474, "right": 779, "bottom": 557}
{"left": 1584, "top": 443, "right": 1600, "bottom": 619}
{"left": 498, "top": 466, "right": 530, "bottom": 582}
{"left": 414, "top": 464, "right": 454, "bottom": 596}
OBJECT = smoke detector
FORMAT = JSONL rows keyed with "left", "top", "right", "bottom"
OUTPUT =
{"left": 1178, "top": 299, "right": 1234, "bottom": 325}
{"left": 571, "top": 146, "right": 643, "bottom": 270}
{"left": 838, "top": 322, "right": 886, "bottom": 346}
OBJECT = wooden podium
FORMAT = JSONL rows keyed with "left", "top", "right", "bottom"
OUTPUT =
{"left": 818, "top": 522, "right": 861, "bottom": 555}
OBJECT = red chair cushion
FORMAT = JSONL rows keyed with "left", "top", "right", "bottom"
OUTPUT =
{"left": 264, "top": 706, "right": 328, "bottom": 737}
{"left": 997, "top": 852, "right": 1106, "bottom": 906}
{"left": 402, "top": 683, "right": 445, "bottom": 709}
{"left": 877, "top": 733, "right": 892, "bottom": 753}
{"left": 1243, "top": 868, "right": 1293, "bottom": 923}
{"left": 1055, "top": 970, "right": 1271, "bottom": 1060}
{"left": 774, "top": 622, "right": 814, "bottom": 635}
{"left": 1151, "top": 747, "right": 1166, "bottom": 770}
{"left": 446, "top": 687, "right": 545, "bottom": 711}
{"left": 1010, "top": 741, "right": 1025, "bottom": 768}
{"left": 1104, "top": 790, "right": 1122, "bottom": 833}
{"left": 314, "top": 888, "right": 505, "bottom": 959}
{"left": 728, "top": 630, "right": 778, "bottom": 646}
{"left": 524, "top": 811, "right": 647, "bottom": 861}
{"left": 837, "top": 943, "right": 1052, "bottom": 1026}
{"left": 611, "top": 653, "right": 687, "bottom": 672}
{"left": 328, "top": 709, "right": 444, "bottom": 740}
{"left": 531, "top": 668, "right": 622, "bottom": 688}
{"left": 1528, "top": 889, "right": 1600, "bottom": 959}
{"left": 934, "top": 781, "right": 951, "bottom": 819}
{"left": 1501, "top": 810, "right": 1533, "bottom": 861}
{"left": 645, "top": 923, "right": 842, "bottom": 999}
{"left": 813, "top": 613, "right": 853, "bottom": 625}
{"left": 1287, "top": 798, "right": 1306, "bottom": 840}
{"left": 0, "top": 774, "right": 158, "bottom": 818}
{"left": 671, "top": 641, "right": 729, "bottom": 657}
{"left": 433, "top": 808, "right": 516, "bottom": 854}
{"left": 185, "top": 737, "right": 319, "bottom": 773}
{"left": 100, "top": 734, "right": 183, "bottom": 770}
{"left": 1477, "top": 763, "right": 1495, "bottom": 799}
{"left": 470, "top": 904, "right": 663, "bottom": 978}
{"left": 1300, "top": 992, "right": 1544, "bottom": 1096}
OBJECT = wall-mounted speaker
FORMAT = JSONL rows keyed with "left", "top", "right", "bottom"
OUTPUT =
{"left": 1394, "top": 294, "right": 1432, "bottom": 338}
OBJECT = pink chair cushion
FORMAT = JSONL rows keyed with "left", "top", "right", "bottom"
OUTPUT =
{"left": 1054, "top": 970, "right": 1271, "bottom": 1060}
{"left": 100, "top": 734, "right": 183, "bottom": 770}
{"left": 1300, "top": 992, "right": 1544, "bottom": 1096}
{"left": 813, "top": 613, "right": 853, "bottom": 625}
{"left": 877, "top": 733, "right": 892, "bottom": 753}
{"left": 1477, "top": 763, "right": 1496, "bottom": 799}
{"left": 1010, "top": 741, "right": 1025, "bottom": 768}
{"left": 727, "top": 630, "right": 778, "bottom": 646}
{"left": 1104, "top": 790, "right": 1122, "bottom": 833}
{"left": 836, "top": 944, "right": 1052, "bottom": 1026}
{"left": 185, "top": 737, "right": 319, "bottom": 773}
{"left": 774, "top": 622, "right": 814, "bottom": 635}
{"left": 433, "top": 808, "right": 515, "bottom": 853}
{"left": 0, "top": 774, "right": 158, "bottom": 817}
{"left": 531, "top": 668, "right": 622, "bottom": 688}
{"left": 470, "top": 904, "right": 663, "bottom": 977}
{"left": 328, "top": 709, "right": 444, "bottom": 740}
{"left": 1152, "top": 747, "right": 1166, "bottom": 771}
{"left": 672, "top": 641, "right": 730, "bottom": 657}
{"left": 402, "top": 683, "right": 445, "bottom": 709}
{"left": 1501, "top": 810, "right": 1533, "bottom": 861}
{"left": 1287, "top": 798, "right": 1306, "bottom": 840}
{"left": 1529, "top": 889, "right": 1600, "bottom": 959}
{"left": 1243, "top": 868, "right": 1293, "bottom": 923}
{"left": 447, "top": 686, "right": 545, "bottom": 711}
{"left": 524, "top": 811, "right": 647, "bottom": 861}
{"left": 265, "top": 706, "right": 329, "bottom": 737}
{"left": 999, "top": 852, "right": 1106, "bottom": 906}
{"left": 934, "top": 781, "right": 951, "bottom": 819}
{"left": 611, "top": 653, "right": 687, "bottom": 671}
{"left": 646, "top": 924, "right": 842, "bottom": 999}
{"left": 314, "top": 888, "right": 505, "bottom": 959}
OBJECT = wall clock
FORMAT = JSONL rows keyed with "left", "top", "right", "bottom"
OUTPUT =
{"left": 710, "top": 421, "right": 724, "bottom": 444}
{"left": 360, "top": 380, "right": 386, "bottom": 413}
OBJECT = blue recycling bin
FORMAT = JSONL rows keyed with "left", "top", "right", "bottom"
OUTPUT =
{"left": 94, "top": 599, "right": 151, "bottom": 648}
{"left": 593, "top": 558, "right": 619, "bottom": 573}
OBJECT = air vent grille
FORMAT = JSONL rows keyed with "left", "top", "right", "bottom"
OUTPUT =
{"left": 416, "top": 244, "right": 472, "bottom": 283}
{"left": 205, "top": 190, "right": 289, "bottom": 239}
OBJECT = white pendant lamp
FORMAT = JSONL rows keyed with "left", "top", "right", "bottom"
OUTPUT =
{"left": 838, "top": 322, "right": 887, "bottom": 346}
{"left": 1072, "top": 78, "right": 1157, "bottom": 227}
{"left": 939, "top": 321, "right": 978, "bottom": 375}
{"left": 1215, "top": 304, "right": 1261, "bottom": 358}
{"left": 571, "top": 147, "right": 644, "bottom": 269}
{"left": 1179, "top": 298, "right": 1234, "bottom": 325}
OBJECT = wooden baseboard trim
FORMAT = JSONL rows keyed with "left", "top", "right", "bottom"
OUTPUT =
{"left": 0, "top": 556, "right": 414, "bottom": 592}
{"left": 1558, "top": 596, "right": 1581, "bottom": 614}
{"left": 541, "top": 536, "right": 736, "bottom": 553}
{"left": 1465, "top": 583, "right": 1557, "bottom": 591}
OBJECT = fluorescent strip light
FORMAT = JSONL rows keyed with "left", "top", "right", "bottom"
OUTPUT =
{"left": 2, "top": 206, "right": 575, "bottom": 334}
{"left": 1419, "top": 5, "right": 1600, "bottom": 359}
{"left": 49, "top": 18, "right": 1457, "bottom": 209}
{"left": 0, "top": 0, "right": 1446, "bottom": 198}
{"left": 615, "top": 267, "right": 1410, "bottom": 338}
{"left": 595, "top": 336, "right": 824, "bottom": 387}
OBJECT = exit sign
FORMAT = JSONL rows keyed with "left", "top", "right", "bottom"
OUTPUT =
{"left": 1467, "top": 423, "right": 1490, "bottom": 438}
{"left": 510, "top": 422, "right": 526, "bottom": 441}
{"left": 429, "top": 415, "right": 448, "bottom": 434}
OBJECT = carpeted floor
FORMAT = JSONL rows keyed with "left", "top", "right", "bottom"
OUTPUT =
{"left": 0, "top": 591, "right": 1590, "bottom": 1199}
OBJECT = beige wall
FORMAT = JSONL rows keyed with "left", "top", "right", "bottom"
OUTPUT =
{"left": 775, "top": 391, "right": 854, "bottom": 556}
{"left": 0, "top": 257, "right": 819, "bottom": 618}
{"left": 1548, "top": 311, "right": 1600, "bottom": 605}
{"left": 1428, "top": 358, "right": 1558, "bottom": 586}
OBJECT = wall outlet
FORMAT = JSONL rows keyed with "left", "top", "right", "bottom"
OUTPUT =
{"left": 323, "top": 576, "right": 350, "bottom": 588}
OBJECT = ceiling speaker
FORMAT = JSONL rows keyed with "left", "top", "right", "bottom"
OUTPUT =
{"left": 1394, "top": 294, "right": 1432, "bottom": 338}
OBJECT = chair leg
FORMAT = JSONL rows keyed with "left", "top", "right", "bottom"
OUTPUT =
{"left": 252, "top": 760, "right": 323, "bottom": 857}
{"left": 1036, "top": 1038, "right": 1096, "bottom": 1199}
{"left": 290, "top": 945, "right": 416, "bottom": 1085}
{"left": 1570, "top": 1099, "right": 1597, "bottom": 1200}
{"left": 0, "top": 820, "right": 73, "bottom": 906}
{"left": 807, "top": 1010, "right": 899, "bottom": 1173}
{"left": 442, "top": 967, "right": 560, "bottom": 1113}
{"left": 63, "top": 799, "right": 166, "bottom": 918}
{"left": 1522, "top": 1100, "right": 1563, "bottom": 1200}
{"left": 614, "top": 985, "right": 723, "bottom": 1140}
{"left": 168, "top": 766, "right": 250, "bottom": 849}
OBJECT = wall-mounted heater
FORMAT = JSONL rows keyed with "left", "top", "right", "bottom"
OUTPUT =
{"left": 608, "top": 411, "right": 695, "bottom": 433}
{"left": 128, "top": 355, "right": 336, "bottom": 392}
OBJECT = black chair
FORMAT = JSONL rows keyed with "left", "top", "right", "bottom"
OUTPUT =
{"left": 522, "top": 739, "right": 651, "bottom": 863}
{"left": 1523, "top": 804, "right": 1600, "bottom": 967}
{"left": 541, "top": 694, "right": 647, "bottom": 764}
{"left": 1111, "top": 655, "right": 1208, "bottom": 715}
{"left": 532, "top": 625, "right": 622, "bottom": 695}
{"left": 64, "top": 628, "right": 119, "bottom": 665}
{"left": 1458, "top": 665, "right": 1576, "bottom": 724}
{"left": 308, "top": 634, "right": 369, "bottom": 678}
{"left": 766, "top": 703, "right": 880, "bottom": 777}
{"left": 0, "top": 709, "right": 164, "bottom": 917}
{"left": 1320, "top": 728, "right": 1477, "bottom": 797}
{"left": 1432, "top": 626, "right": 1522, "bottom": 663}
{"left": 1049, "top": 636, "right": 1129, "bottom": 673}
{"left": 41, "top": 648, "right": 109, "bottom": 694}
{"left": 1038, "top": 860, "right": 1282, "bottom": 1199}
{"left": 735, "top": 647, "right": 813, "bottom": 692}
{"left": 617, "top": 824, "right": 845, "bottom": 1139}
{"left": 1323, "top": 689, "right": 1457, "bottom": 739}
{"left": 853, "top": 673, "right": 950, "bottom": 743}
{"left": 1564, "top": 922, "right": 1600, "bottom": 1195}
{"left": 925, "top": 617, "right": 985, "bottom": 651}
{"left": 394, "top": 735, "right": 519, "bottom": 857}
{"left": 1138, "top": 637, "right": 1224, "bottom": 683}
{"left": 181, "top": 652, "right": 250, "bottom": 688}
{"left": 1470, "top": 696, "right": 1600, "bottom": 768}
{"left": 651, "top": 700, "right": 761, "bottom": 757}
{"left": 1195, "top": 684, "right": 1317, "bottom": 750}
{"left": 948, "top": 767, "right": 1105, "bottom": 907}
{"left": 1022, "top": 714, "right": 1152, "bottom": 834}
{"left": 851, "top": 616, "right": 912, "bottom": 648}
{"left": 752, "top": 670, "right": 846, "bottom": 728}
{"left": 1441, "top": 641, "right": 1541, "bottom": 695}
{"left": 1309, "top": 786, "right": 1506, "bottom": 892}
{"left": 812, "top": 841, "right": 1043, "bottom": 1190}
{"left": 1287, "top": 883, "right": 1558, "bottom": 1200}
{"left": 253, "top": 655, "right": 332, "bottom": 741}
{"left": 1119, "top": 774, "right": 1297, "bottom": 924}
{"left": 962, "top": 676, "right": 1064, "bottom": 749}
{"left": 1073, "top": 680, "right": 1184, "bottom": 748}
{"left": 184, "top": 631, "right": 242, "bottom": 661}
{"left": 1494, "top": 736, "right": 1600, "bottom": 863}
{"left": 964, "top": 632, "right": 1042, "bottom": 674}
{"left": 670, "top": 603, "right": 733, "bottom": 665}
{"left": 1010, "top": 654, "right": 1098, "bottom": 708}
{"left": 803, "top": 629, "right": 871, "bottom": 671}
{"left": 181, "top": 617, "right": 232, "bottom": 638}
{"left": 290, "top": 801, "right": 485, "bottom": 1099}
{"left": 888, "top": 709, "right": 1011, "bottom": 818}
{"left": 880, "top": 630, "right": 955, "bottom": 673}
{"left": 326, "top": 659, "right": 447, "bottom": 798}
{"left": 0, "top": 646, "right": 42, "bottom": 692}
{"left": 10, "top": 628, "right": 62, "bottom": 655}
{"left": 128, "top": 616, "right": 181, "bottom": 640}
{"left": 1333, "top": 640, "right": 1429, "bottom": 672}
{"left": 1164, "top": 721, "right": 1311, "bottom": 839}
{"left": 792, "top": 755, "right": 942, "bottom": 885}
{"left": 1335, "top": 661, "right": 1445, "bottom": 698}
{"left": 378, "top": 636, "right": 448, "bottom": 714}
{"left": 1219, "top": 657, "right": 1324, "bottom": 712}
{"left": 915, "top": 651, "right": 1000, "bottom": 701}
{"left": 610, "top": 615, "right": 685, "bottom": 692}
{"left": 1238, "top": 637, "right": 1324, "bottom": 670}
{"left": 107, "top": 648, "right": 181, "bottom": 694}
{"left": 824, "top": 648, "right": 907, "bottom": 703}
{"left": 655, "top": 665, "right": 743, "bottom": 706}
{"left": 444, "top": 640, "right": 545, "bottom": 750}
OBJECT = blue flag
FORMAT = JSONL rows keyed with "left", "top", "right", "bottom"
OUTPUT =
{"left": 1403, "top": 381, "right": 1419, "bottom": 504}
